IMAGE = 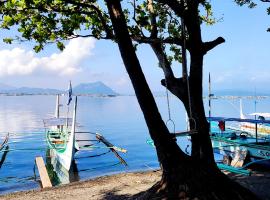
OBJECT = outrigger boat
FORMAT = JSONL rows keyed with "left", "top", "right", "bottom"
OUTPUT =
{"left": 207, "top": 74, "right": 270, "bottom": 174}
{"left": 207, "top": 117, "right": 270, "bottom": 175}
{"left": 235, "top": 100, "right": 270, "bottom": 137}
{"left": 44, "top": 90, "right": 127, "bottom": 172}
{"left": 44, "top": 95, "right": 78, "bottom": 171}
{"left": 209, "top": 117, "right": 270, "bottom": 160}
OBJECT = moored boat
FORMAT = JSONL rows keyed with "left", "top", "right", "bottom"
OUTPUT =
{"left": 44, "top": 96, "right": 78, "bottom": 171}
{"left": 209, "top": 117, "right": 270, "bottom": 172}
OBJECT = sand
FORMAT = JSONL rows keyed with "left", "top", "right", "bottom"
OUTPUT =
{"left": 1, "top": 170, "right": 270, "bottom": 200}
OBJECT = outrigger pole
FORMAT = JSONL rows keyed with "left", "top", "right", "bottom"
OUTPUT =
{"left": 96, "top": 133, "right": 127, "bottom": 166}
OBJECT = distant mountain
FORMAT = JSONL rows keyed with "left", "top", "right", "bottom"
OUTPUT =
{"left": 0, "top": 83, "right": 16, "bottom": 91}
{"left": 73, "top": 82, "right": 118, "bottom": 96}
{"left": 0, "top": 82, "right": 118, "bottom": 96}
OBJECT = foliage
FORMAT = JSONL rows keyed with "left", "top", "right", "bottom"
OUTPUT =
{"left": 0, "top": 0, "right": 112, "bottom": 52}
{"left": 0, "top": 0, "right": 215, "bottom": 64}
{"left": 234, "top": 0, "right": 257, "bottom": 8}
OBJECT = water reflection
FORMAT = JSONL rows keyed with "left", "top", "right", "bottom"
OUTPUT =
{"left": 0, "top": 96, "right": 55, "bottom": 134}
{"left": 4, "top": 95, "right": 267, "bottom": 194}
{"left": 45, "top": 148, "right": 79, "bottom": 185}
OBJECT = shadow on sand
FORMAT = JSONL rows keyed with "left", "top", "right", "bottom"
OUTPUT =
{"left": 101, "top": 189, "right": 146, "bottom": 200}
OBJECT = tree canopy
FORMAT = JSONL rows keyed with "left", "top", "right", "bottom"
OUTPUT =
{"left": 0, "top": 1, "right": 217, "bottom": 59}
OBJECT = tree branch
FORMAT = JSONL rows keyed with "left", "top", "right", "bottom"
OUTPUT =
{"left": 156, "top": 0, "right": 185, "bottom": 17}
{"left": 161, "top": 77, "right": 187, "bottom": 102}
{"left": 69, "top": 34, "right": 113, "bottom": 40}
{"left": 147, "top": 0, "right": 158, "bottom": 38}
{"left": 131, "top": 35, "right": 190, "bottom": 48}
{"left": 65, "top": 0, "right": 113, "bottom": 38}
{"left": 150, "top": 43, "right": 175, "bottom": 80}
{"left": 202, "top": 37, "right": 225, "bottom": 54}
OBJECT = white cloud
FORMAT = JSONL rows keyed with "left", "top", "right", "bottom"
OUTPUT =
{"left": 0, "top": 37, "right": 96, "bottom": 77}
{"left": 115, "top": 76, "right": 129, "bottom": 87}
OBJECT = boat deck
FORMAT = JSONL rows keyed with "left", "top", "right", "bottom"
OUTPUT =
{"left": 46, "top": 130, "right": 68, "bottom": 153}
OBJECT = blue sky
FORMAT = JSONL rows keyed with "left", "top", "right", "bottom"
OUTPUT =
{"left": 0, "top": 1, "right": 269, "bottom": 94}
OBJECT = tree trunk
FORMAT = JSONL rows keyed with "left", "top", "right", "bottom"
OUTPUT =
{"left": 105, "top": 0, "right": 188, "bottom": 170}
{"left": 105, "top": 0, "right": 260, "bottom": 199}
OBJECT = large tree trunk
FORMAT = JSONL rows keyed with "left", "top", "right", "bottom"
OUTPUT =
{"left": 105, "top": 0, "right": 188, "bottom": 170}
{"left": 105, "top": 0, "right": 260, "bottom": 199}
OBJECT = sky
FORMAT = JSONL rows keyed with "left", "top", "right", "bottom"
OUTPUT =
{"left": 0, "top": 1, "right": 269, "bottom": 94}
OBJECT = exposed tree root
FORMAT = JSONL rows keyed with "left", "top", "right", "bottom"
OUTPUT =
{"left": 135, "top": 163, "right": 261, "bottom": 200}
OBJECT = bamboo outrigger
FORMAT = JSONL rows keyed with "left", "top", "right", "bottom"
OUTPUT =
{"left": 0, "top": 133, "right": 9, "bottom": 169}
{"left": 0, "top": 133, "right": 9, "bottom": 151}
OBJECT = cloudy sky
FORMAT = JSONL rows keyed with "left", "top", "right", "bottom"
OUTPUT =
{"left": 0, "top": 1, "right": 270, "bottom": 94}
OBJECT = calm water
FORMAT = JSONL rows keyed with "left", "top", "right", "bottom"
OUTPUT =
{"left": 0, "top": 95, "right": 269, "bottom": 194}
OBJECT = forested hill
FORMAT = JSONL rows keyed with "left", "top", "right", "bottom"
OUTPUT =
{"left": 0, "top": 82, "right": 118, "bottom": 96}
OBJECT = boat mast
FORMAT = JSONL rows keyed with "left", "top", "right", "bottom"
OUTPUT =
{"left": 254, "top": 88, "right": 258, "bottom": 143}
{"left": 55, "top": 94, "right": 60, "bottom": 118}
{"left": 208, "top": 73, "right": 211, "bottom": 118}
{"left": 254, "top": 87, "right": 257, "bottom": 120}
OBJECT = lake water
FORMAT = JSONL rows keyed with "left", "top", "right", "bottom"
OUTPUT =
{"left": 0, "top": 95, "right": 269, "bottom": 194}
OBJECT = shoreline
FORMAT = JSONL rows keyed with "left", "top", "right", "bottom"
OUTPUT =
{"left": 1, "top": 169, "right": 270, "bottom": 200}
{"left": 0, "top": 170, "right": 161, "bottom": 200}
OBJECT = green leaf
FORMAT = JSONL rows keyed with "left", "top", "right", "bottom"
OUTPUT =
{"left": 57, "top": 41, "right": 65, "bottom": 51}
{"left": 3, "top": 38, "right": 13, "bottom": 44}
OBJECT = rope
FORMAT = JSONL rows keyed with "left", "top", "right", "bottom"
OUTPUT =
{"left": 66, "top": 104, "right": 70, "bottom": 128}
{"left": 75, "top": 150, "right": 111, "bottom": 159}
{"left": 164, "top": 77, "right": 172, "bottom": 121}
{"left": 33, "top": 162, "right": 37, "bottom": 181}
{"left": 162, "top": 49, "right": 176, "bottom": 134}
{"left": 79, "top": 145, "right": 124, "bottom": 150}
{"left": 0, "top": 175, "right": 37, "bottom": 183}
{"left": 79, "top": 140, "right": 100, "bottom": 147}
{"left": 0, "top": 148, "right": 45, "bottom": 152}
{"left": 181, "top": 17, "right": 196, "bottom": 132}
{"left": 78, "top": 161, "right": 122, "bottom": 172}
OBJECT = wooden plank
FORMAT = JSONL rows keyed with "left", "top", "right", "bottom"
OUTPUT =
{"left": 35, "top": 156, "right": 52, "bottom": 188}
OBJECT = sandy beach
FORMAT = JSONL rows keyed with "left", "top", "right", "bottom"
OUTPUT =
{"left": 1, "top": 169, "right": 270, "bottom": 200}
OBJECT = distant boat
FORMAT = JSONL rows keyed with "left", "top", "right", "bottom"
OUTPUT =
{"left": 44, "top": 95, "right": 78, "bottom": 171}
{"left": 238, "top": 99, "right": 270, "bottom": 137}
